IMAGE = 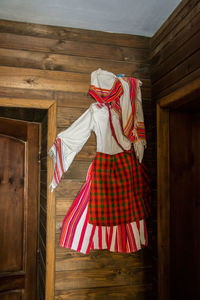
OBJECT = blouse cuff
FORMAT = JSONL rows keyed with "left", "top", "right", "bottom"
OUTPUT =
{"left": 48, "top": 138, "right": 76, "bottom": 191}
{"left": 133, "top": 139, "right": 147, "bottom": 163}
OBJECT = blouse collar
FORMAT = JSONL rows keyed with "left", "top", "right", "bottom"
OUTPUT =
{"left": 88, "top": 68, "right": 123, "bottom": 107}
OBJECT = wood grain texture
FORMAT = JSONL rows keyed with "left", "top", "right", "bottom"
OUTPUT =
{"left": 0, "top": 107, "right": 46, "bottom": 300}
{"left": 0, "top": 66, "right": 151, "bottom": 93}
{"left": 0, "top": 66, "right": 90, "bottom": 93}
{"left": 55, "top": 285, "right": 152, "bottom": 300}
{"left": 153, "top": 68, "right": 200, "bottom": 100}
{"left": 152, "top": 23, "right": 200, "bottom": 300}
{"left": 192, "top": 113, "right": 200, "bottom": 300}
{"left": 151, "top": 0, "right": 199, "bottom": 54}
{"left": 62, "top": 161, "right": 92, "bottom": 180}
{"left": 0, "top": 48, "right": 150, "bottom": 78}
{"left": 156, "top": 105, "right": 170, "bottom": 300}
{"left": 0, "top": 87, "right": 54, "bottom": 100}
{"left": 56, "top": 106, "right": 87, "bottom": 127}
{"left": 0, "top": 20, "right": 150, "bottom": 48}
{"left": 156, "top": 99, "right": 200, "bottom": 300}
{"left": 169, "top": 111, "right": 195, "bottom": 299}
{"left": 0, "top": 97, "right": 54, "bottom": 109}
{"left": 46, "top": 102, "right": 56, "bottom": 300}
{"left": 55, "top": 267, "right": 152, "bottom": 290}
{"left": 55, "top": 180, "right": 85, "bottom": 200}
{"left": 159, "top": 78, "right": 200, "bottom": 108}
{"left": 55, "top": 92, "right": 92, "bottom": 109}
{"left": 151, "top": 29, "right": 200, "bottom": 83}
{"left": 56, "top": 199, "right": 74, "bottom": 217}
{"left": 151, "top": 0, "right": 200, "bottom": 100}
{"left": 25, "top": 123, "right": 40, "bottom": 300}
{"left": 0, "top": 66, "right": 151, "bottom": 99}
{"left": 0, "top": 135, "right": 25, "bottom": 273}
{"left": 0, "top": 18, "right": 155, "bottom": 300}
{"left": 0, "top": 32, "right": 149, "bottom": 63}
{"left": 0, "top": 99, "right": 53, "bottom": 300}
{"left": 152, "top": 50, "right": 200, "bottom": 96}
{"left": 151, "top": 0, "right": 189, "bottom": 47}
{"left": 0, "top": 291, "right": 22, "bottom": 300}
{"left": 0, "top": 273, "right": 25, "bottom": 292}
{"left": 55, "top": 248, "right": 152, "bottom": 272}
{"left": 0, "top": 119, "right": 40, "bottom": 300}
{"left": 151, "top": 10, "right": 200, "bottom": 67}
{"left": 152, "top": 39, "right": 200, "bottom": 298}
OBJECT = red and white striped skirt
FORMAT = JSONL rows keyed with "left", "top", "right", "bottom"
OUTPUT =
{"left": 59, "top": 163, "right": 148, "bottom": 254}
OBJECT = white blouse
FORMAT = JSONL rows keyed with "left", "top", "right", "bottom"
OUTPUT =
{"left": 49, "top": 69, "right": 146, "bottom": 178}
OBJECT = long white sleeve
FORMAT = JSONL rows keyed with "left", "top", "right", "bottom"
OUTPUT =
{"left": 133, "top": 81, "right": 147, "bottom": 163}
{"left": 58, "top": 106, "right": 94, "bottom": 164}
{"left": 49, "top": 106, "right": 94, "bottom": 190}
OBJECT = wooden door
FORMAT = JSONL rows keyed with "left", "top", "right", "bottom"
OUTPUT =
{"left": 169, "top": 109, "right": 200, "bottom": 299}
{"left": 193, "top": 113, "right": 200, "bottom": 300}
{"left": 169, "top": 111, "right": 195, "bottom": 299}
{"left": 0, "top": 118, "right": 40, "bottom": 300}
{"left": 157, "top": 86, "right": 200, "bottom": 300}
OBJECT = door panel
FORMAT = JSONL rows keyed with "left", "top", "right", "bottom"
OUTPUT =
{"left": 0, "top": 118, "right": 40, "bottom": 300}
{"left": 170, "top": 110, "right": 200, "bottom": 299}
{"left": 0, "top": 291, "right": 22, "bottom": 300}
{"left": 0, "top": 136, "right": 25, "bottom": 272}
{"left": 170, "top": 112, "right": 194, "bottom": 299}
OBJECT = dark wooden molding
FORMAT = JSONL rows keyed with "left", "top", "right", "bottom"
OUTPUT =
{"left": 159, "top": 78, "right": 200, "bottom": 108}
{"left": 157, "top": 104, "right": 170, "bottom": 300}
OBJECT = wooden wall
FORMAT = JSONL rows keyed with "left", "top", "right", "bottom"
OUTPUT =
{"left": 0, "top": 19, "right": 156, "bottom": 299}
{"left": 151, "top": 0, "right": 200, "bottom": 101}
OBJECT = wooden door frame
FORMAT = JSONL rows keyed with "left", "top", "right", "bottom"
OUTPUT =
{"left": 157, "top": 78, "right": 200, "bottom": 300}
{"left": 0, "top": 97, "right": 56, "bottom": 300}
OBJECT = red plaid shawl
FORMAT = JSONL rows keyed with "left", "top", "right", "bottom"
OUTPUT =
{"left": 88, "top": 151, "right": 151, "bottom": 226}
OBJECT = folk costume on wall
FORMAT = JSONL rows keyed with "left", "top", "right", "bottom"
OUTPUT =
{"left": 49, "top": 68, "right": 151, "bottom": 254}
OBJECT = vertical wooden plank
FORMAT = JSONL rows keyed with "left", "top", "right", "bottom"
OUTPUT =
{"left": 25, "top": 122, "right": 40, "bottom": 300}
{"left": 157, "top": 104, "right": 170, "bottom": 300}
{"left": 46, "top": 102, "right": 56, "bottom": 300}
{"left": 192, "top": 113, "right": 200, "bottom": 300}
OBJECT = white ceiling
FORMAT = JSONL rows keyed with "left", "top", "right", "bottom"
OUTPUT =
{"left": 0, "top": 0, "right": 182, "bottom": 37}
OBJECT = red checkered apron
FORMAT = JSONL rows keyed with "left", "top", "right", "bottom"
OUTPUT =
{"left": 88, "top": 150, "right": 151, "bottom": 226}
